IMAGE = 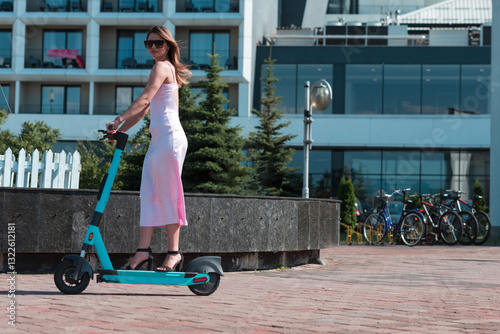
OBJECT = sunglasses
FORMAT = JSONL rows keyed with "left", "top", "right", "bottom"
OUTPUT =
{"left": 144, "top": 40, "right": 165, "bottom": 49}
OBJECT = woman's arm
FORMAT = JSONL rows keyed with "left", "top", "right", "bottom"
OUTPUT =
{"left": 118, "top": 103, "right": 150, "bottom": 133}
{"left": 106, "top": 61, "right": 172, "bottom": 132}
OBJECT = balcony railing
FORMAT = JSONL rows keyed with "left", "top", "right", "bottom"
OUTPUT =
{"left": 101, "top": 0, "right": 159, "bottom": 12}
{"left": 177, "top": 0, "right": 239, "bottom": 13}
{"left": 99, "top": 48, "right": 238, "bottom": 70}
{"left": 94, "top": 104, "right": 121, "bottom": 115}
{"left": 25, "top": 49, "right": 86, "bottom": 69}
{"left": 0, "top": 1, "right": 13, "bottom": 11}
{"left": 27, "top": 0, "right": 86, "bottom": 12}
{"left": 100, "top": 49, "right": 153, "bottom": 69}
{"left": 0, "top": 49, "right": 11, "bottom": 68}
{"left": 183, "top": 49, "right": 238, "bottom": 70}
{"left": 20, "top": 104, "right": 89, "bottom": 114}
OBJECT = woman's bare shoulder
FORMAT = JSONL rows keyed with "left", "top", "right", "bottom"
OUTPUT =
{"left": 151, "top": 60, "right": 174, "bottom": 83}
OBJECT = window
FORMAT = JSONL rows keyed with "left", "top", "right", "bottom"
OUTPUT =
{"left": 45, "top": 0, "right": 70, "bottom": 11}
{"left": 421, "top": 152, "right": 449, "bottom": 175}
{"left": 0, "top": 84, "right": 9, "bottom": 110}
{"left": 118, "top": 0, "right": 157, "bottom": 11}
{"left": 264, "top": 64, "right": 334, "bottom": 115}
{"left": 344, "top": 151, "right": 382, "bottom": 175}
{"left": 289, "top": 150, "right": 332, "bottom": 198}
{"left": 41, "top": 86, "right": 81, "bottom": 114}
{"left": 422, "top": 65, "right": 460, "bottom": 114}
{"left": 383, "top": 65, "right": 421, "bottom": 114}
{"left": 287, "top": 148, "right": 490, "bottom": 208}
{"left": 117, "top": 30, "right": 150, "bottom": 69}
{"left": 345, "top": 65, "right": 382, "bottom": 114}
{"left": 297, "top": 65, "right": 334, "bottom": 115}
{"left": 0, "top": 30, "right": 11, "bottom": 67}
{"left": 43, "top": 30, "right": 83, "bottom": 67}
{"left": 116, "top": 86, "right": 143, "bottom": 114}
{"left": 189, "top": 31, "right": 230, "bottom": 69}
{"left": 267, "top": 64, "right": 296, "bottom": 114}
{"left": 382, "top": 151, "right": 421, "bottom": 192}
{"left": 461, "top": 65, "right": 490, "bottom": 114}
{"left": 326, "top": 0, "right": 358, "bottom": 14}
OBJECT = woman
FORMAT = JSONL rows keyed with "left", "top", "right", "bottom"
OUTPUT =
{"left": 106, "top": 25, "right": 191, "bottom": 272}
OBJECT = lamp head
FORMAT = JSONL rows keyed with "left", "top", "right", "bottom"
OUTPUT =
{"left": 310, "top": 80, "right": 332, "bottom": 111}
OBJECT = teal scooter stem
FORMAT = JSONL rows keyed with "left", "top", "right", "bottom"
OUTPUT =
{"left": 54, "top": 128, "right": 223, "bottom": 296}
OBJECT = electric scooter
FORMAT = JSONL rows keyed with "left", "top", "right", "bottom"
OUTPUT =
{"left": 54, "top": 128, "right": 223, "bottom": 296}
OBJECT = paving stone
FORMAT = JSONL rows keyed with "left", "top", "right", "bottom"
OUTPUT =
{"left": 1, "top": 245, "right": 499, "bottom": 333}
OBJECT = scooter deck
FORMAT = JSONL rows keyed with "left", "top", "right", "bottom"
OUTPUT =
{"left": 96, "top": 269, "right": 210, "bottom": 285}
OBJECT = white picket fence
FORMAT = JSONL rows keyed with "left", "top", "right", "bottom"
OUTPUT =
{"left": 0, "top": 148, "right": 81, "bottom": 189}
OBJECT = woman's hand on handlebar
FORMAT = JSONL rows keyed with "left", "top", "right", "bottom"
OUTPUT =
{"left": 105, "top": 120, "right": 120, "bottom": 134}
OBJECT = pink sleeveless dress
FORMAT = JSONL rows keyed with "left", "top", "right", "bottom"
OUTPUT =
{"left": 140, "top": 64, "right": 188, "bottom": 227}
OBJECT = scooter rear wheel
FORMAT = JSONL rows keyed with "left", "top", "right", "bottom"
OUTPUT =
{"left": 54, "top": 260, "right": 90, "bottom": 294}
{"left": 188, "top": 273, "right": 220, "bottom": 296}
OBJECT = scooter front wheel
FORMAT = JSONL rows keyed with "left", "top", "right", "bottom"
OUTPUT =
{"left": 54, "top": 260, "right": 90, "bottom": 294}
{"left": 188, "top": 273, "right": 220, "bottom": 296}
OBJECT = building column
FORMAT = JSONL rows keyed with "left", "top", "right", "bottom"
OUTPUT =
{"left": 238, "top": 83, "right": 250, "bottom": 118}
{"left": 165, "top": 0, "right": 175, "bottom": 16}
{"left": 86, "top": 19, "right": 99, "bottom": 74}
{"left": 490, "top": 2, "right": 500, "bottom": 240}
{"left": 14, "top": 0, "right": 26, "bottom": 16}
{"left": 239, "top": 0, "right": 253, "bottom": 117}
{"left": 12, "top": 19, "right": 25, "bottom": 73}
{"left": 88, "top": 0, "right": 100, "bottom": 16}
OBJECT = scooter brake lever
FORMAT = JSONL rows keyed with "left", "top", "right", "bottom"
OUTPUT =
{"left": 98, "top": 129, "right": 114, "bottom": 141}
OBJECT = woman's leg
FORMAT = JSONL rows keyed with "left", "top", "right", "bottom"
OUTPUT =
{"left": 161, "top": 223, "right": 182, "bottom": 269}
{"left": 122, "top": 226, "right": 154, "bottom": 269}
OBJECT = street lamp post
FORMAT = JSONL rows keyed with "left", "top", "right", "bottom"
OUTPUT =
{"left": 49, "top": 89, "right": 55, "bottom": 114}
{"left": 302, "top": 79, "right": 333, "bottom": 198}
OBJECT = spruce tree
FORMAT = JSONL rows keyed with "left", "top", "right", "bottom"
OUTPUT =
{"left": 473, "top": 179, "right": 489, "bottom": 214}
{"left": 180, "top": 54, "right": 250, "bottom": 194}
{"left": 246, "top": 57, "right": 298, "bottom": 196}
{"left": 338, "top": 175, "right": 357, "bottom": 231}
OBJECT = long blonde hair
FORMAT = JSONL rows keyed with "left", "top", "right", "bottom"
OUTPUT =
{"left": 147, "top": 25, "right": 192, "bottom": 87}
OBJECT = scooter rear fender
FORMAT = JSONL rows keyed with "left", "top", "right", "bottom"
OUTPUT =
{"left": 63, "top": 255, "right": 94, "bottom": 280}
{"left": 184, "top": 256, "right": 224, "bottom": 276}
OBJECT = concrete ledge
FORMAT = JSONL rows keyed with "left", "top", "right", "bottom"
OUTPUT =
{"left": 0, "top": 188, "right": 340, "bottom": 271}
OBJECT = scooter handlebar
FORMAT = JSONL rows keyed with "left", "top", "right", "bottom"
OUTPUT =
{"left": 98, "top": 128, "right": 129, "bottom": 150}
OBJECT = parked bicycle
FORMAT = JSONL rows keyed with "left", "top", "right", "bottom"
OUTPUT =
{"left": 440, "top": 190, "right": 478, "bottom": 245}
{"left": 363, "top": 189, "right": 425, "bottom": 247}
{"left": 415, "top": 193, "right": 463, "bottom": 246}
{"left": 443, "top": 190, "right": 491, "bottom": 245}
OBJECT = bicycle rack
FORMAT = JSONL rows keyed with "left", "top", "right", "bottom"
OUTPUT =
{"left": 340, "top": 223, "right": 363, "bottom": 245}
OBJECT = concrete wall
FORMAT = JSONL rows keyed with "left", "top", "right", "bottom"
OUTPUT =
{"left": 0, "top": 188, "right": 340, "bottom": 271}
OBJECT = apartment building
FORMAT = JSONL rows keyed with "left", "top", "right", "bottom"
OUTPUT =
{"left": 0, "top": 0, "right": 275, "bottom": 140}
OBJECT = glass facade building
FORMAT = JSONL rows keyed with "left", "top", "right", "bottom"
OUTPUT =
{"left": 255, "top": 45, "right": 490, "bottom": 210}
{"left": 269, "top": 64, "right": 490, "bottom": 115}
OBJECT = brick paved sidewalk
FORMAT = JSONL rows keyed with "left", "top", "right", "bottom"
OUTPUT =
{"left": 1, "top": 245, "right": 500, "bottom": 333}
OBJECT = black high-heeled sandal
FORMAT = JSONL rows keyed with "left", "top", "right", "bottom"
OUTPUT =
{"left": 155, "top": 250, "right": 184, "bottom": 272}
{"left": 121, "top": 247, "right": 154, "bottom": 271}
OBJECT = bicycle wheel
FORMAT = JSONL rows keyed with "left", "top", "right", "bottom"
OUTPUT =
{"left": 363, "top": 213, "right": 386, "bottom": 244}
{"left": 439, "top": 211, "right": 463, "bottom": 245}
{"left": 474, "top": 211, "right": 491, "bottom": 245}
{"left": 400, "top": 212, "right": 425, "bottom": 247}
{"left": 458, "top": 211, "right": 478, "bottom": 245}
